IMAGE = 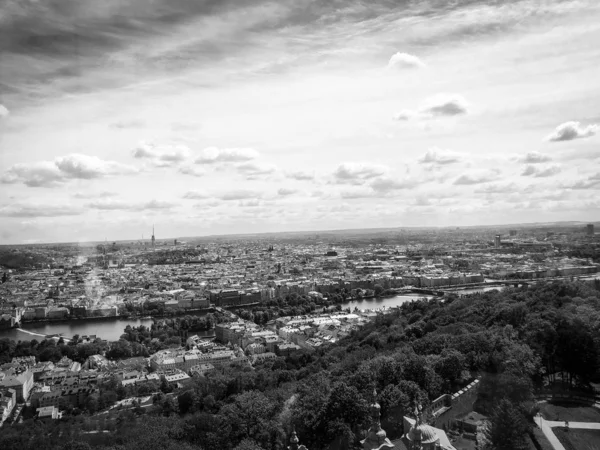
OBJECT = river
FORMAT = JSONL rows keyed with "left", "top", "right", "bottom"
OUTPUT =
{"left": 342, "top": 294, "right": 432, "bottom": 311}
{"left": 0, "top": 289, "right": 503, "bottom": 342}
{"left": 0, "top": 318, "right": 215, "bottom": 343}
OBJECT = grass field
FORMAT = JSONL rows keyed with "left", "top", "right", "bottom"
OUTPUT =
{"left": 553, "top": 428, "right": 600, "bottom": 450}
{"left": 539, "top": 401, "right": 600, "bottom": 422}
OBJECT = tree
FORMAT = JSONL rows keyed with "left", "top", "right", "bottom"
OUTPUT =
{"left": 485, "top": 399, "right": 530, "bottom": 450}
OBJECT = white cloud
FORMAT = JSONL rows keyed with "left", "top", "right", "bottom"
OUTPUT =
{"left": 236, "top": 162, "right": 277, "bottom": 177}
{"left": 1, "top": 161, "right": 64, "bottom": 187}
{"left": 0, "top": 104, "right": 9, "bottom": 118}
{"left": 195, "top": 147, "right": 259, "bottom": 164}
{"left": 0, "top": 204, "right": 82, "bottom": 217}
{"left": 370, "top": 177, "right": 414, "bottom": 192}
{"left": 178, "top": 166, "right": 206, "bottom": 177}
{"left": 88, "top": 199, "right": 177, "bottom": 211}
{"left": 110, "top": 119, "right": 145, "bottom": 129}
{"left": 218, "top": 190, "right": 262, "bottom": 201}
{"left": 55, "top": 154, "right": 138, "bottom": 179}
{"left": 340, "top": 187, "right": 375, "bottom": 199}
{"left": 387, "top": 52, "right": 425, "bottom": 69}
{"left": 453, "top": 170, "right": 499, "bottom": 185}
{"left": 287, "top": 170, "right": 315, "bottom": 181}
{"left": 394, "top": 94, "right": 469, "bottom": 121}
{"left": 277, "top": 188, "right": 297, "bottom": 196}
{"left": 546, "top": 121, "right": 599, "bottom": 142}
{"left": 132, "top": 141, "right": 191, "bottom": 166}
{"left": 333, "top": 162, "right": 387, "bottom": 184}
{"left": 183, "top": 190, "right": 211, "bottom": 199}
{"left": 418, "top": 147, "right": 463, "bottom": 165}
{"left": 474, "top": 183, "right": 519, "bottom": 194}
{"left": 517, "top": 151, "right": 553, "bottom": 164}
{"left": 239, "top": 199, "right": 262, "bottom": 207}
{"left": 73, "top": 191, "right": 117, "bottom": 199}
{"left": 521, "top": 164, "right": 561, "bottom": 178}
{"left": 563, "top": 179, "right": 600, "bottom": 190}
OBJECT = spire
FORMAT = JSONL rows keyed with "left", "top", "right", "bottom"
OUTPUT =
{"left": 361, "top": 388, "right": 394, "bottom": 449}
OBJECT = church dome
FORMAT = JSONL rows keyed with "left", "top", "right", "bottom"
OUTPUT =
{"left": 407, "top": 423, "right": 439, "bottom": 444}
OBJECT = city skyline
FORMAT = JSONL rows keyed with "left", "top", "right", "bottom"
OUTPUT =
{"left": 2, "top": 0, "right": 600, "bottom": 244}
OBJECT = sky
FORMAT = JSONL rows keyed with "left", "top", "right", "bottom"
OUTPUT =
{"left": 1, "top": 0, "right": 600, "bottom": 244}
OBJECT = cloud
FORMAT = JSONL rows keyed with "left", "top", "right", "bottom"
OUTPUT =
{"left": 521, "top": 164, "right": 561, "bottom": 178}
{"left": 2, "top": 154, "right": 136, "bottom": 187}
{"left": 546, "top": 121, "right": 599, "bottom": 142}
{"left": 277, "top": 188, "right": 297, "bottom": 196}
{"left": 474, "top": 183, "right": 519, "bottom": 194}
{"left": 0, "top": 204, "right": 82, "bottom": 217}
{"left": 88, "top": 199, "right": 177, "bottom": 211}
{"left": 418, "top": 147, "right": 463, "bottom": 165}
{"left": 517, "top": 151, "right": 552, "bottom": 164}
{"left": 73, "top": 191, "right": 117, "bottom": 199}
{"left": 178, "top": 166, "right": 206, "bottom": 177}
{"left": 55, "top": 153, "right": 138, "bottom": 179}
{"left": 453, "top": 170, "right": 499, "bottom": 185}
{"left": 133, "top": 141, "right": 191, "bottom": 166}
{"left": 239, "top": 199, "right": 262, "bottom": 207}
{"left": 236, "top": 162, "right": 277, "bottom": 177}
{"left": 1, "top": 161, "right": 64, "bottom": 187}
{"left": 394, "top": 94, "right": 469, "bottom": 121}
{"left": 0, "top": 104, "right": 8, "bottom": 118}
{"left": 562, "top": 179, "right": 600, "bottom": 190}
{"left": 333, "top": 162, "right": 387, "bottom": 184}
{"left": 370, "top": 177, "right": 414, "bottom": 192}
{"left": 109, "top": 119, "right": 145, "bottom": 129}
{"left": 218, "top": 190, "right": 262, "bottom": 201}
{"left": 387, "top": 52, "right": 425, "bottom": 69}
{"left": 195, "top": 147, "right": 259, "bottom": 164}
{"left": 183, "top": 190, "right": 211, "bottom": 199}
{"left": 287, "top": 170, "right": 315, "bottom": 181}
{"left": 340, "top": 188, "right": 375, "bottom": 199}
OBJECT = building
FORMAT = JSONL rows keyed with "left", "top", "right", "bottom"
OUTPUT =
{"left": 509, "top": 230, "right": 517, "bottom": 236}
{"left": 0, "top": 368, "right": 33, "bottom": 402}
{"left": 587, "top": 224, "right": 594, "bottom": 236}
{"left": 0, "top": 388, "right": 16, "bottom": 422}
{"left": 494, "top": 235, "right": 501, "bottom": 249}
{"left": 37, "top": 405, "right": 61, "bottom": 420}
{"left": 361, "top": 390, "right": 394, "bottom": 449}
{"left": 397, "top": 405, "right": 456, "bottom": 450}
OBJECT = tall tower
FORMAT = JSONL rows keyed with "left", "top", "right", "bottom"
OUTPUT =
{"left": 151, "top": 225, "right": 156, "bottom": 248}
{"left": 494, "top": 235, "right": 501, "bottom": 249}
{"left": 361, "top": 389, "right": 394, "bottom": 449}
{"left": 587, "top": 224, "right": 594, "bottom": 236}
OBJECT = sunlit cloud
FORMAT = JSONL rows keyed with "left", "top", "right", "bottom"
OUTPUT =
{"left": 546, "top": 121, "right": 599, "bottom": 142}
{"left": 418, "top": 148, "right": 463, "bottom": 165}
{"left": 178, "top": 166, "right": 206, "bottom": 177}
{"left": 0, "top": 204, "right": 83, "bottom": 217}
{"left": 1, "top": 154, "right": 137, "bottom": 187}
{"left": 521, "top": 164, "right": 561, "bottom": 178}
{"left": 394, "top": 94, "right": 469, "bottom": 121}
{"left": 453, "top": 170, "right": 499, "bottom": 185}
{"left": 133, "top": 141, "right": 191, "bottom": 166}
{"left": 387, "top": 52, "right": 425, "bottom": 69}
{"left": 332, "top": 162, "right": 388, "bottom": 185}
{"left": 195, "top": 147, "right": 260, "bottom": 164}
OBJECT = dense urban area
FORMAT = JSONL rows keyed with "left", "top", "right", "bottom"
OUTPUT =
{"left": 1, "top": 223, "right": 600, "bottom": 450}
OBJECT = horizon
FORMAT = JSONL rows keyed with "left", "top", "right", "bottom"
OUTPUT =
{"left": 1, "top": 219, "right": 596, "bottom": 247}
{"left": 1, "top": 0, "right": 600, "bottom": 244}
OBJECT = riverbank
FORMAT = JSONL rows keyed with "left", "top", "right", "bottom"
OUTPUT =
{"left": 12, "top": 306, "right": 217, "bottom": 329}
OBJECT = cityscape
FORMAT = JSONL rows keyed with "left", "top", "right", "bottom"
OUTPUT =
{"left": 2, "top": 0, "right": 600, "bottom": 449}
